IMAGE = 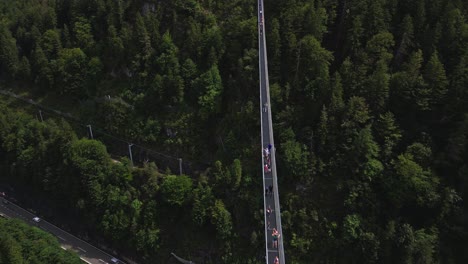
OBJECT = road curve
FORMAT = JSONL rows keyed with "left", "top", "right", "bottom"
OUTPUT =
{"left": 0, "top": 196, "right": 125, "bottom": 264}
{"left": 258, "top": 1, "right": 286, "bottom": 263}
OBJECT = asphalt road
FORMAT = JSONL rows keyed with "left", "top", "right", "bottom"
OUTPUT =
{"left": 258, "top": 1, "right": 286, "bottom": 263}
{"left": 0, "top": 196, "right": 123, "bottom": 264}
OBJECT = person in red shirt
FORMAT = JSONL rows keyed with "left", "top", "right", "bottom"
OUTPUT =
{"left": 274, "top": 256, "right": 279, "bottom": 264}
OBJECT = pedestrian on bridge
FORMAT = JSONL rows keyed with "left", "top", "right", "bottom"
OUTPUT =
{"left": 272, "top": 228, "right": 280, "bottom": 249}
{"left": 267, "top": 205, "right": 272, "bottom": 217}
{"left": 264, "top": 147, "right": 269, "bottom": 157}
{"left": 268, "top": 185, "right": 273, "bottom": 196}
{"left": 274, "top": 256, "right": 279, "bottom": 264}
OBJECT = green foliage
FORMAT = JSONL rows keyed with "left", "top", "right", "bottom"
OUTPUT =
{"left": 391, "top": 49, "right": 430, "bottom": 112}
{"left": 0, "top": 23, "right": 19, "bottom": 78}
{"left": 154, "top": 31, "right": 184, "bottom": 104}
{"left": 67, "top": 138, "right": 110, "bottom": 177}
{"left": 281, "top": 138, "right": 310, "bottom": 181}
{"left": 343, "top": 214, "right": 361, "bottom": 241}
{"left": 392, "top": 153, "right": 440, "bottom": 207}
{"left": 297, "top": 35, "right": 333, "bottom": 99}
{"left": 302, "top": 1, "right": 328, "bottom": 41}
{"left": 0, "top": 218, "right": 81, "bottom": 264}
{"left": 423, "top": 51, "right": 448, "bottom": 107}
{"left": 375, "top": 112, "right": 402, "bottom": 160}
{"left": 342, "top": 96, "right": 370, "bottom": 130}
{"left": 41, "top": 29, "right": 62, "bottom": 58}
{"left": 230, "top": 159, "right": 242, "bottom": 190}
{"left": 192, "top": 183, "right": 214, "bottom": 226}
{"left": 31, "top": 46, "right": 51, "bottom": 88}
{"left": 135, "top": 228, "right": 160, "bottom": 260}
{"left": 56, "top": 48, "right": 88, "bottom": 96}
{"left": 73, "top": 17, "right": 95, "bottom": 51}
{"left": 365, "top": 31, "right": 395, "bottom": 64}
{"left": 160, "top": 175, "right": 193, "bottom": 206}
{"left": 412, "top": 228, "right": 438, "bottom": 264}
{"left": 195, "top": 64, "right": 223, "bottom": 119}
{"left": 330, "top": 73, "right": 344, "bottom": 114}
{"left": 96, "top": 99, "right": 132, "bottom": 135}
{"left": 211, "top": 199, "right": 232, "bottom": 240}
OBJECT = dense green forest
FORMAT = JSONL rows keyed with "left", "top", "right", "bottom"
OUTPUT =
{"left": 0, "top": 217, "right": 82, "bottom": 264}
{"left": 0, "top": 0, "right": 468, "bottom": 263}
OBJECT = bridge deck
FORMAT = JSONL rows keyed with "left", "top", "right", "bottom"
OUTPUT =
{"left": 258, "top": 1, "right": 285, "bottom": 263}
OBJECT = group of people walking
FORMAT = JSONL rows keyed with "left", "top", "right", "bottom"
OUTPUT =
{"left": 262, "top": 143, "right": 282, "bottom": 263}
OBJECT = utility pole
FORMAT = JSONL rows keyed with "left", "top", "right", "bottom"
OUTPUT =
{"left": 38, "top": 110, "right": 43, "bottom": 122}
{"left": 128, "top": 144, "right": 134, "bottom": 167}
{"left": 86, "top": 125, "right": 94, "bottom": 139}
{"left": 178, "top": 158, "right": 183, "bottom": 175}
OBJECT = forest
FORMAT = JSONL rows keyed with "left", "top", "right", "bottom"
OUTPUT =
{"left": 0, "top": 0, "right": 467, "bottom": 263}
{"left": 0, "top": 218, "right": 82, "bottom": 263}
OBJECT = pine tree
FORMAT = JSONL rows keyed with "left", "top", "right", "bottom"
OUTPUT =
{"left": 195, "top": 64, "right": 223, "bottom": 119}
{"left": 394, "top": 15, "right": 415, "bottom": 67}
{"left": 365, "top": 31, "right": 395, "bottom": 66}
{"left": 296, "top": 35, "right": 333, "bottom": 99}
{"left": 106, "top": 25, "right": 124, "bottom": 64}
{"left": 329, "top": 72, "right": 344, "bottom": 115}
{"left": 73, "top": 17, "right": 95, "bottom": 52}
{"left": 42, "top": 29, "right": 62, "bottom": 58}
{"left": 269, "top": 18, "right": 281, "bottom": 79}
{"left": 303, "top": 0, "right": 328, "bottom": 41}
{"left": 449, "top": 53, "right": 468, "bottom": 113}
{"left": 31, "top": 46, "right": 51, "bottom": 89}
{"left": 134, "top": 12, "right": 153, "bottom": 63}
{"left": 363, "top": 60, "right": 390, "bottom": 112}
{"left": 364, "top": 0, "right": 388, "bottom": 37}
{"left": 348, "top": 15, "right": 364, "bottom": 56}
{"left": 317, "top": 105, "right": 329, "bottom": 151}
{"left": 423, "top": 51, "right": 448, "bottom": 107}
{"left": 391, "top": 49, "right": 430, "bottom": 112}
{"left": 181, "top": 58, "right": 197, "bottom": 95}
{"left": 155, "top": 31, "right": 184, "bottom": 104}
{"left": 0, "top": 23, "right": 19, "bottom": 78}
{"left": 375, "top": 112, "right": 402, "bottom": 161}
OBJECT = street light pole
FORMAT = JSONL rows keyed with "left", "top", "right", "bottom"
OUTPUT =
{"left": 86, "top": 125, "right": 94, "bottom": 139}
{"left": 178, "top": 158, "right": 183, "bottom": 175}
{"left": 128, "top": 144, "right": 134, "bottom": 167}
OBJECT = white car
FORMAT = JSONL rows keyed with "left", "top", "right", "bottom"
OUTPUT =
{"left": 111, "top": 257, "right": 119, "bottom": 263}
{"left": 33, "top": 217, "right": 41, "bottom": 223}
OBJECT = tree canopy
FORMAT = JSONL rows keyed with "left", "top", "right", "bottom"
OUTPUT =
{"left": 0, "top": 218, "right": 82, "bottom": 264}
{"left": 1, "top": 0, "right": 468, "bottom": 263}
